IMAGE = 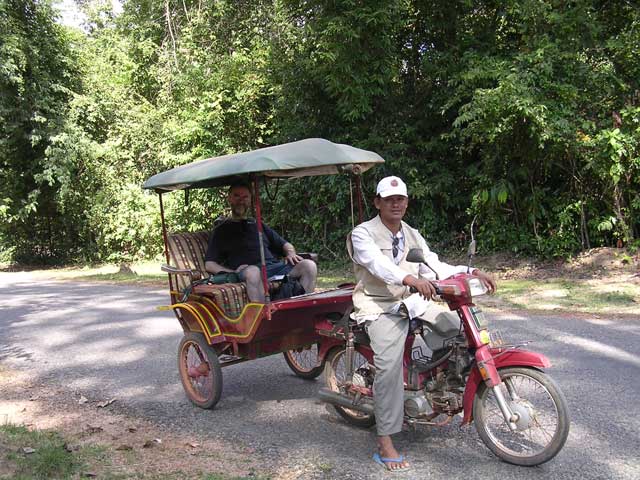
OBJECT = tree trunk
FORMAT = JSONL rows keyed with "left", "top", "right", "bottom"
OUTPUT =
{"left": 613, "top": 183, "right": 631, "bottom": 243}
{"left": 580, "top": 200, "right": 590, "bottom": 249}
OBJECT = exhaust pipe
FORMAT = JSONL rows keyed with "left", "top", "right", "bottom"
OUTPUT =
{"left": 318, "top": 388, "right": 375, "bottom": 415}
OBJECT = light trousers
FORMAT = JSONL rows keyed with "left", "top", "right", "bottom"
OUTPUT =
{"left": 366, "top": 304, "right": 457, "bottom": 436}
{"left": 365, "top": 313, "right": 409, "bottom": 436}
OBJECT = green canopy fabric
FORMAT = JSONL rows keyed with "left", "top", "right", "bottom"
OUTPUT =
{"left": 142, "top": 138, "right": 384, "bottom": 192}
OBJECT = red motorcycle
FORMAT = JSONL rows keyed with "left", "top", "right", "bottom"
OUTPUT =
{"left": 317, "top": 245, "right": 570, "bottom": 467}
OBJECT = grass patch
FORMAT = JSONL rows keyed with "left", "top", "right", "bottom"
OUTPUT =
{"left": 0, "top": 423, "right": 265, "bottom": 480}
{"left": 592, "top": 291, "right": 636, "bottom": 305}
{"left": 0, "top": 423, "right": 76, "bottom": 480}
{"left": 316, "top": 266, "right": 353, "bottom": 289}
{"left": 2, "top": 260, "right": 167, "bottom": 286}
{"left": 50, "top": 261, "right": 166, "bottom": 286}
{"left": 495, "top": 278, "right": 639, "bottom": 314}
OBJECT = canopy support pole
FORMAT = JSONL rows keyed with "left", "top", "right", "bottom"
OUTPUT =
{"left": 252, "top": 176, "right": 272, "bottom": 317}
{"left": 158, "top": 193, "right": 175, "bottom": 301}
{"left": 354, "top": 175, "right": 364, "bottom": 224}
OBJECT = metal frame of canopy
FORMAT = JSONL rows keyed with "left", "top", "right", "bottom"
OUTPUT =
{"left": 143, "top": 138, "right": 384, "bottom": 314}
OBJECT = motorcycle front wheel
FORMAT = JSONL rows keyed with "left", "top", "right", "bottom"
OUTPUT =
{"left": 473, "top": 367, "right": 570, "bottom": 466}
{"left": 324, "top": 347, "right": 376, "bottom": 428}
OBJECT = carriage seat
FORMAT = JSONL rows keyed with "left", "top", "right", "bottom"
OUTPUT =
{"left": 164, "top": 229, "right": 318, "bottom": 317}
{"left": 165, "top": 230, "right": 250, "bottom": 318}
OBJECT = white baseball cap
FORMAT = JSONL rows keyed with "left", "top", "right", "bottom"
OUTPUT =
{"left": 376, "top": 176, "right": 408, "bottom": 198}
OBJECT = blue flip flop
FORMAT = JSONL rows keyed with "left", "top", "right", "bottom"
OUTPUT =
{"left": 373, "top": 452, "right": 411, "bottom": 472}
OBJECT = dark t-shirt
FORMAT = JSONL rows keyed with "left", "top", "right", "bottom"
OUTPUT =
{"left": 204, "top": 219, "right": 288, "bottom": 269}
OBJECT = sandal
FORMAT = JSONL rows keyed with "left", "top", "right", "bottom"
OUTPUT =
{"left": 372, "top": 452, "right": 411, "bottom": 472}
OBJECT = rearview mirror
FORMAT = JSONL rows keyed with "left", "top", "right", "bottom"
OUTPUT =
{"left": 467, "top": 215, "right": 478, "bottom": 273}
{"left": 468, "top": 240, "right": 477, "bottom": 257}
{"left": 406, "top": 248, "right": 439, "bottom": 279}
{"left": 406, "top": 248, "right": 426, "bottom": 264}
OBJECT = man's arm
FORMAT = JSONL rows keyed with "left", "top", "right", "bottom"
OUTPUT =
{"left": 263, "top": 224, "right": 303, "bottom": 265}
{"left": 282, "top": 242, "right": 303, "bottom": 266}
{"left": 417, "top": 235, "right": 468, "bottom": 280}
{"left": 470, "top": 268, "right": 497, "bottom": 293}
{"left": 416, "top": 234, "right": 496, "bottom": 293}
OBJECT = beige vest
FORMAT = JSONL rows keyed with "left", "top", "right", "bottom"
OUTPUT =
{"left": 347, "top": 215, "right": 424, "bottom": 318}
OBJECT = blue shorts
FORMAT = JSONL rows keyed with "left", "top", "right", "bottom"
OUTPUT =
{"left": 238, "top": 261, "right": 293, "bottom": 281}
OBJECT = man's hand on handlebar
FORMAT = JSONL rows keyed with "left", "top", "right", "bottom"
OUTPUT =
{"left": 402, "top": 275, "right": 437, "bottom": 300}
{"left": 472, "top": 269, "right": 497, "bottom": 294}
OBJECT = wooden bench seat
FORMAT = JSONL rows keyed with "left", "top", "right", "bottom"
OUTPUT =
{"left": 166, "top": 230, "right": 249, "bottom": 318}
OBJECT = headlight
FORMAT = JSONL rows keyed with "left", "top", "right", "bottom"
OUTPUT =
{"left": 467, "top": 277, "right": 488, "bottom": 297}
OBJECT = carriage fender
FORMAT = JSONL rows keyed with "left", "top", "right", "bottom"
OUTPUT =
{"left": 461, "top": 349, "right": 551, "bottom": 424}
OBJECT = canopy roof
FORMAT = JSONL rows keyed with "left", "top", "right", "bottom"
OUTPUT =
{"left": 142, "top": 138, "right": 384, "bottom": 192}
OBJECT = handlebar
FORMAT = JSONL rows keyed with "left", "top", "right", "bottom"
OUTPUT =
{"left": 408, "top": 285, "right": 442, "bottom": 295}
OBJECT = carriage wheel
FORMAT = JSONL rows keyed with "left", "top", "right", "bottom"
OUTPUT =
{"left": 178, "top": 332, "right": 222, "bottom": 409}
{"left": 284, "top": 343, "right": 324, "bottom": 379}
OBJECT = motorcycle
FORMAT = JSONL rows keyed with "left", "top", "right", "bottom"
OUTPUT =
{"left": 317, "top": 238, "right": 570, "bottom": 467}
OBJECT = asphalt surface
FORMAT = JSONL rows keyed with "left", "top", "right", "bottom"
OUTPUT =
{"left": 1, "top": 271, "right": 639, "bottom": 479}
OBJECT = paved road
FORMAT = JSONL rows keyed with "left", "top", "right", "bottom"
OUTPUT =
{"left": 1, "top": 272, "right": 639, "bottom": 479}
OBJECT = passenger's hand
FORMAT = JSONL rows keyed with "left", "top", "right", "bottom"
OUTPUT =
{"left": 473, "top": 269, "right": 497, "bottom": 294}
{"left": 284, "top": 253, "right": 303, "bottom": 265}
{"left": 235, "top": 264, "right": 249, "bottom": 273}
{"left": 402, "top": 275, "right": 437, "bottom": 300}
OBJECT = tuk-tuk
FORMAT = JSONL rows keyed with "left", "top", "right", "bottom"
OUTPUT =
{"left": 143, "top": 138, "right": 382, "bottom": 408}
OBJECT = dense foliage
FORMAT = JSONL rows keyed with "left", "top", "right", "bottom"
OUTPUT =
{"left": 1, "top": 0, "right": 638, "bottom": 264}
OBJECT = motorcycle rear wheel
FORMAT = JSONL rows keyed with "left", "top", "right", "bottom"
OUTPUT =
{"left": 324, "top": 347, "right": 376, "bottom": 428}
{"left": 473, "top": 367, "right": 570, "bottom": 466}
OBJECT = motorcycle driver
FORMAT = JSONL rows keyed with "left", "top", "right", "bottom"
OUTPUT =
{"left": 348, "top": 176, "right": 496, "bottom": 471}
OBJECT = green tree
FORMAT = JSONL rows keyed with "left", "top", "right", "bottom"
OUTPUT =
{"left": 0, "top": 0, "right": 79, "bottom": 262}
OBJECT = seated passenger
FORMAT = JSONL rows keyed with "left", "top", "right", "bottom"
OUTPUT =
{"left": 204, "top": 182, "right": 317, "bottom": 303}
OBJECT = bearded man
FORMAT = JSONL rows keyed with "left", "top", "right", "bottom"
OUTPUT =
{"left": 204, "top": 182, "right": 317, "bottom": 302}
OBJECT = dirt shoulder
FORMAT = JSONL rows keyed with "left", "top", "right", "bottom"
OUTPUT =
{"left": 470, "top": 246, "right": 638, "bottom": 280}
{"left": 0, "top": 365, "right": 265, "bottom": 479}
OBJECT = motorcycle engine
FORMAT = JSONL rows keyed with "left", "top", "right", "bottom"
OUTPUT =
{"left": 424, "top": 369, "right": 465, "bottom": 415}
{"left": 404, "top": 391, "right": 432, "bottom": 418}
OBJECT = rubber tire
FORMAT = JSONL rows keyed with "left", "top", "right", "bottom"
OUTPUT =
{"left": 178, "top": 332, "right": 223, "bottom": 409}
{"left": 473, "top": 367, "right": 570, "bottom": 466}
{"left": 323, "top": 347, "right": 376, "bottom": 428}
{"left": 283, "top": 344, "right": 324, "bottom": 379}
